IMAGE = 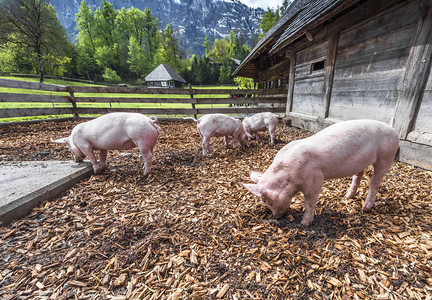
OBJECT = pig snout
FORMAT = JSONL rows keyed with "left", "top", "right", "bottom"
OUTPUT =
{"left": 242, "top": 119, "right": 399, "bottom": 226}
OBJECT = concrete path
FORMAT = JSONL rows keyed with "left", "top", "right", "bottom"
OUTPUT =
{"left": 0, "top": 161, "right": 93, "bottom": 226}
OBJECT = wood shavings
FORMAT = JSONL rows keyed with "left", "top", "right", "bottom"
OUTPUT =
{"left": 0, "top": 119, "right": 431, "bottom": 299}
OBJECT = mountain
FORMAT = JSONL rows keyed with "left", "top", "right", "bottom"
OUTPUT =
{"left": 48, "top": 0, "right": 264, "bottom": 56}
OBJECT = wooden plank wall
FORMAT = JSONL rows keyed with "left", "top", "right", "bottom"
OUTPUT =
{"left": 0, "top": 79, "right": 287, "bottom": 120}
{"left": 283, "top": 0, "right": 432, "bottom": 170}
{"left": 330, "top": 0, "right": 419, "bottom": 123}
{"left": 292, "top": 41, "right": 328, "bottom": 117}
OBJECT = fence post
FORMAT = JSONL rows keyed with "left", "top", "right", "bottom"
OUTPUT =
{"left": 67, "top": 86, "right": 79, "bottom": 118}
{"left": 189, "top": 84, "right": 197, "bottom": 119}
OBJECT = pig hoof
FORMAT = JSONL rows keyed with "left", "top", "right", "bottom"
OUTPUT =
{"left": 301, "top": 218, "right": 313, "bottom": 226}
{"left": 362, "top": 203, "right": 374, "bottom": 211}
{"left": 344, "top": 192, "right": 355, "bottom": 199}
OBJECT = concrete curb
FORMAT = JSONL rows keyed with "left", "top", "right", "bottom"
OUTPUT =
{"left": 0, "top": 161, "right": 93, "bottom": 226}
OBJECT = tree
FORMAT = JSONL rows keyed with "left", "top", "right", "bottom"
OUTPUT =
{"left": 258, "top": 8, "right": 280, "bottom": 40}
{"left": 102, "top": 67, "right": 121, "bottom": 84}
{"left": 197, "top": 57, "right": 210, "bottom": 85}
{"left": 218, "top": 60, "right": 232, "bottom": 84}
{"left": 228, "top": 29, "right": 240, "bottom": 59}
{"left": 207, "top": 39, "right": 230, "bottom": 64}
{"left": 162, "top": 24, "right": 180, "bottom": 68}
{"left": 94, "top": 0, "right": 118, "bottom": 48}
{"left": 234, "top": 77, "right": 255, "bottom": 89}
{"left": 258, "top": 0, "right": 291, "bottom": 40}
{"left": 75, "top": 1, "right": 96, "bottom": 52}
{"left": 280, "top": 0, "right": 290, "bottom": 15}
{"left": 127, "top": 36, "right": 150, "bottom": 78}
{"left": 202, "top": 35, "right": 211, "bottom": 57}
{"left": 142, "top": 7, "right": 160, "bottom": 67}
{"left": 0, "top": 0, "right": 70, "bottom": 82}
{"left": 0, "top": 44, "right": 34, "bottom": 73}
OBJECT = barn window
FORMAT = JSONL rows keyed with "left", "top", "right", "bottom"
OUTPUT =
{"left": 311, "top": 60, "right": 326, "bottom": 73}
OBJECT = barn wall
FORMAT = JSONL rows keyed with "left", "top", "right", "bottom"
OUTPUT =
{"left": 330, "top": 1, "right": 419, "bottom": 123}
{"left": 291, "top": 41, "right": 328, "bottom": 117}
{"left": 408, "top": 65, "right": 432, "bottom": 145}
{"left": 283, "top": 0, "right": 432, "bottom": 170}
{"left": 257, "top": 56, "right": 290, "bottom": 89}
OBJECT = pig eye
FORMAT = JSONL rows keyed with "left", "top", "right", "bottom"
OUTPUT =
{"left": 261, "top": 195, "right": 272, "bottom": 205}
{"left": 262, "top": 197, "right": 269, "bottom": 204}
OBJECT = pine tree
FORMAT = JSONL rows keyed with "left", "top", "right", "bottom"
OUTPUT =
{"left": 163, "top": 24, "right": 180, "bottom": 69}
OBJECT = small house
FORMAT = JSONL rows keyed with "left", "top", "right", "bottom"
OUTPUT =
{"left": 145, "top": 64, "right": 186, "bottom": 88}
{"left": 233, "top": 0, "right": 432, "bottom": 170}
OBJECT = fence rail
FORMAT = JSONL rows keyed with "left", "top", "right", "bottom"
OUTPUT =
{"left": 0, "top": 79, "right": 287, "bottom": 120}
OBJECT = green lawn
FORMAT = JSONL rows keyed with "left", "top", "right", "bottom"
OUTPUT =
{"left": 0, "top": 77, "right": 238, "bottom": 122}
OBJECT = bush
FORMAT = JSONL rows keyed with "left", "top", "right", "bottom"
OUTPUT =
{"left": 102, "top": 68, "right": 122, "bottom": 84}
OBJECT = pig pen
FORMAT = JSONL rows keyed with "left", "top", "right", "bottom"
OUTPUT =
{"left": 0, "top": 119, "right": 431, "bottom": 299}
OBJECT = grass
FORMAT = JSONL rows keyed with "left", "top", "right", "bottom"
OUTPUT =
{"left": 0, "top": 77, "right": 239, "bottom": 122}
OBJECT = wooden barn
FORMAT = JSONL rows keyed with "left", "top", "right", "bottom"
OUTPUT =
{"left": 145, "top": 64, "right": 186, "bottom": 88}
{"left": 233, "top": 0, "right": 432, "bottom": 170}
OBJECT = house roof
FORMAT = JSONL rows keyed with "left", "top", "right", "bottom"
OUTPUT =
{"left": 233, "top": 0, "right": 360, "bottom": 78}
{"left": 145, "top": 64, "right": 186, "bottom": 83}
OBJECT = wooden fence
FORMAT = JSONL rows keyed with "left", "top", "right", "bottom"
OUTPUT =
{"left": 0, "top": 79, "right": 287, "bottom": 121}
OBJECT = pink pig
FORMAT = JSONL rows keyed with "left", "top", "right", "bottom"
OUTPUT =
{"left": 51, "top": 112, "right": 160, "bottom": 175}
{"left": 242, "top": 112, "right": 278, "bottom": 143}
{"left": 185, "top": 113, "right": 247, "bottom": 156}
{"left": 242, "top": 119, "right": 399, "bottom": 226}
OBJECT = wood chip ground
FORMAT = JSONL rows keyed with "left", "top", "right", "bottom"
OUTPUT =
{"left": 1, "top": 120, "right": 431, "bottom": 299}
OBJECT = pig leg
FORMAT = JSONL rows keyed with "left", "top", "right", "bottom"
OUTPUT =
{"left": 224, "top": 136, "right": 230, "bottom": 147}
{"left": 268, "top": 126, "right": 276, "bottom": 144}
{"left": 142, "top": 151, "right": 153, "bottom": 176}
{"left": 254, "top": 132, "right": 261, "bottom": 141}
{"left": 137, "top": 142, "right": 154, "bottom": 176}
{"left": 202, "top": 136, "right": 211, "bottom": 156}
{"left": 99, "top": 150, "right": 108, "bottom": 170}
{"left": 301, "top": 175, "right": 323, "bottom": 226}
{"left": 362, "top": 160, "right": 393, "bottom": 210}
{"left": 344, "top": 170, "right": 364, "bottom": 199}
{"left": 79, "top": 146, "right": 101, "bottom": 173}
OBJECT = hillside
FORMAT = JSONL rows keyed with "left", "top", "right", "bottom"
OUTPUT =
{"left": 49, "top": 0, "right": 264, "bottom": 56}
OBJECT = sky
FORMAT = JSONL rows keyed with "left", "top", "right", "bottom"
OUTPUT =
{"left": 238, "top": 0, "right": 284, "bottom": 10}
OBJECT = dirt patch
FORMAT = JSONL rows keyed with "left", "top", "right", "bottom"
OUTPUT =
{"left": 1, "top": 119, "right": 431, "bottom": 299}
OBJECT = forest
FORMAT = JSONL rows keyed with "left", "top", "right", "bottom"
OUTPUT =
{"left": 0, "top": 0, "right": 288, "bottom": 86}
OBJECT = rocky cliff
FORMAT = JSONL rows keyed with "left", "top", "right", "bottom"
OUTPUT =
{"left": 48, "top": 0, "right": 263, "bottom": 55}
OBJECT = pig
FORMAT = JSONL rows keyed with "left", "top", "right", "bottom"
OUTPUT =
{"left": 185, "top": 113, "right": 247, "bottom": 156}
{"left": 51, "top": 112, "right": 160, "bottom": 176}
{"left": 242, "top": 112, "right": 279, "bottom": 143}
{"left": 242, "top": 119, "right": 399, "bottom": 226}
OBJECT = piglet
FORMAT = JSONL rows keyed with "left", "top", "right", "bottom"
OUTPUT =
{"left": 242, "top": 112, "right": 278, "bottom": 143}
{"left": 51, "top": 112, "right": 160, "bottom": 176}
{"left": 242, "top": 119, "right": 399, "bottom": 226}
{"left": 185, "top": 113, "right": 247, "bottom": 156}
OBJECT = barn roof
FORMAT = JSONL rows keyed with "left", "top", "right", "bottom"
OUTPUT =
{"left": 145, "top": 64, "right": 186, "bottom": 83}
{"left": 233, "top": 0, "right": 360, "bottom": 78}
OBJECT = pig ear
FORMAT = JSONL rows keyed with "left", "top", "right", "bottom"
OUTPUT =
{"left": 249, "top": 171, "right": 264, "bottom": 183}
{"left": 63, "top": 137, "right": 72, "bottom": 148}
{"left": 242, "top": 183, "right": 262, "bottom": 197}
